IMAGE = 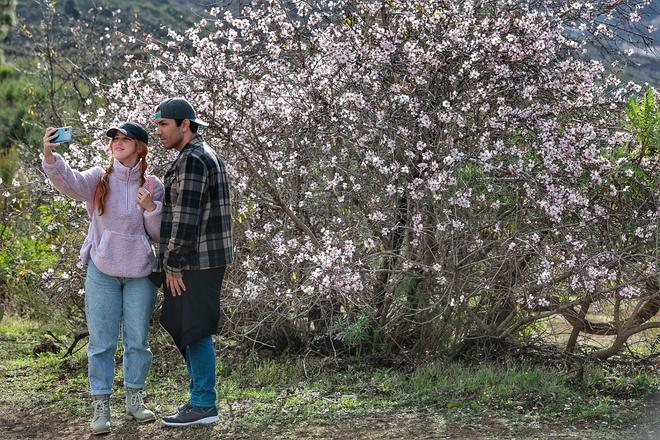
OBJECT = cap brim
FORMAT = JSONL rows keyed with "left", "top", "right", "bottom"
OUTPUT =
{"left": 191, "top": 118, "right": 209, "bottom": 127}
{"left": 106, "top": 127, "right": 128, "bottom": 138}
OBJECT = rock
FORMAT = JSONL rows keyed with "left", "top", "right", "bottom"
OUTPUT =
{"left": 32, "top": 337, "right": 60, "bottom": 356}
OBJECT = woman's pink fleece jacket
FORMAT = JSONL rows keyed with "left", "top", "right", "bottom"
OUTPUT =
{"left": 43, "top": 153, "right": 164, "bottom": 278}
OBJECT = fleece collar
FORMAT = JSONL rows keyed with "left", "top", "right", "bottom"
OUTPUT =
{"left": 112, "top": 158, "right": 143, "bottom": 182}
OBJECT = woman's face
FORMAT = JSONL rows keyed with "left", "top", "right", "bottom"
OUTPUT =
{"left": 111, "top": 133, "right": 139, "bottom": 166}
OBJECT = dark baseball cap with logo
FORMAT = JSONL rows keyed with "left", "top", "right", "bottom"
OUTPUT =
{"left": 151, "top": 97, "right": 209, "bottom": 127}
{"left": 106, "top": 121, "right": 149, "bottom": 144}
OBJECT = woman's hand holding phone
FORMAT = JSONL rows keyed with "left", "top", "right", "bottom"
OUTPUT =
{"left": 43, "top": 127, "right": 59, "bottom": 165}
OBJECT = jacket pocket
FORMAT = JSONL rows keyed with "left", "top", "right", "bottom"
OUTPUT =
{"left": 93, "top": 230, "right": 155, "bottom": 278}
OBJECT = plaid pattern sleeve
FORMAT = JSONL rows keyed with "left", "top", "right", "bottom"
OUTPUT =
{"left": 165, "top": 153, "right": 206, "bottom": 273}
{"left": 160, "top": 135, "right": 234, "bottom": 274}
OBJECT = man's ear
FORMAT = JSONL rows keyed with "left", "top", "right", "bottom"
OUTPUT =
{"left": 181, "top": 119, "right": 191, "bottom": 133}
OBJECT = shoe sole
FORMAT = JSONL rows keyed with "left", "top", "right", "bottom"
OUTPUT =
{"left": 160, "top": 415, "right": 219, "bottom": 427}
{"left": 91, "top": 428, "right": 111, "bottom": 435}
{"left": 126, "top": 413, "right": 156, "bottom": 423}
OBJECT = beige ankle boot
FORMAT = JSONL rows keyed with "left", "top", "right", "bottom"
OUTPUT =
{"left": 90, "top": 395, "right": 111, "bottom": 435}
{"left": 125, "top": 388, "right": 156, "bottom": 422}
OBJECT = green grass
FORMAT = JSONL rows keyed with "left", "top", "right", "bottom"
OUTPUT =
{"left": 0, "top": 315, "right": 657, "bottom": 438}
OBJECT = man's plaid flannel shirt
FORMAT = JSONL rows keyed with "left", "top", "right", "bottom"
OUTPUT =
{"left": 158, "top": 134, "right": 234, "bottom": 275}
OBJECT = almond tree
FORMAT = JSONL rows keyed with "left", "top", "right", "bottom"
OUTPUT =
{"left": 69, "top": 0, "right": 657, "bottom": 358}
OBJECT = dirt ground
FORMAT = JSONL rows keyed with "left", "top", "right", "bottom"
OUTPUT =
{"left": 1, "top": 397, "right": 658, "bottom": 440}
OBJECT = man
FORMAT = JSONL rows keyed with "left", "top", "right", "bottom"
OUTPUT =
{"left": 152, "top": 97, "right": 233, "bottom": 426}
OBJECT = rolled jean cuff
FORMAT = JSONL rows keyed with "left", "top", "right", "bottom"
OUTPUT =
{"left": 90, "top": 389, "right": 113, "bottom": 396}
{"left": 124, "top": 381, "right": 146, "bottom": 389}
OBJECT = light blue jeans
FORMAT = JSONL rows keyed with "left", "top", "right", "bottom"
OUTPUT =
{"left": 185, "top": 336, "right": 217, "bottom": 408}
{"left": 84, "top": 259, "right": 157, "bottom": 395}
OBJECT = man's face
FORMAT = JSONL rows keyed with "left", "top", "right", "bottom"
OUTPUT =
{"left": 154, "top": 118, "right": 184, "bottom": 150}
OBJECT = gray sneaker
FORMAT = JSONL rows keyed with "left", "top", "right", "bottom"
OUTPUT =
{"left": 90, "top": 395, "right": 111, "bottom": 435}
{"left": 161, "top": 404, "right": 219, "bottom": 427}
{"left": 125, "top": 388, "right": 156, "bottom": 423}
{"left": 178, "top": 401, "right": 192, "bottom": 412}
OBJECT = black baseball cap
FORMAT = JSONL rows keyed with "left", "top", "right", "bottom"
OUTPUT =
{"left": 151, "top": 97, "right": 209, "bottom": 127}
{"left": 106, "top": 122, "right": 149, "bottom": 144}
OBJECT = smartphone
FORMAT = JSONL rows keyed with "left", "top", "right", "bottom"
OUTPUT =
{"left": 50, "top": 126, "right": 73, "bottom": 143}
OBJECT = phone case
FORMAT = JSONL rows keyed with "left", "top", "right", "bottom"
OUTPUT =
{"left": 52, "top": 126, "right": 73, "bottom": 143}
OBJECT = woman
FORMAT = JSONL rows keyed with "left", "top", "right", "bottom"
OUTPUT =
{"left": 42, "top": 122, "right": 164, "bottom": 435}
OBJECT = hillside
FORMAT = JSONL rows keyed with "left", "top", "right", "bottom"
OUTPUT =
{"left": 3, "top": 0, "right": 658, "bottom": 84}
{"left": 15, "top": 0, "right": 204, "bottom": 32}
{"left": 4, "top": 0, "right": 218, "bottom": 58}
